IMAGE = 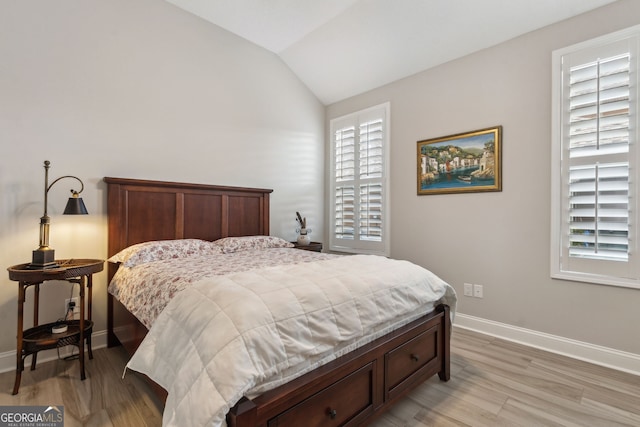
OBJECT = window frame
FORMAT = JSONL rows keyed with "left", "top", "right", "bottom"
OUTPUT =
{"left": 551, "top": 25, "right": 640, "bottom": 289}
{"left": 329, "top": 102, "right": 390, "bottom": 256}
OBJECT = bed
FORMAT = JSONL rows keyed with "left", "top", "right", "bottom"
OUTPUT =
{"left": 104, "top": 177, "right": 455, "bottom": 427}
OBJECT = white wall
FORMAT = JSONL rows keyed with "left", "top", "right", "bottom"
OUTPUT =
{"left": 327, "top": 0, "right": 640, "bottom": 357}
{"left": 0, "top": 0, "right": 324, "bottom": 355}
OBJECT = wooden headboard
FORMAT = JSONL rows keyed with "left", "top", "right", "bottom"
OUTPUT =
{"left": 104, "top": 177, "right": 272, "bottom": 276}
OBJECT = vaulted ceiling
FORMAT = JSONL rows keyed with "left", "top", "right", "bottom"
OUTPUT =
{"left": 165, "top": 0, "right": 617, "bottom": 105}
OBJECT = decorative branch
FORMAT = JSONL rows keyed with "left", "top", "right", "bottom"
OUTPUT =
{"left": 295, "top": 211, "right": 306, "bottom": 229}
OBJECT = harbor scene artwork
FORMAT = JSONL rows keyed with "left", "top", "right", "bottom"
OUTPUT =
{"left": 417, "top": 126, "right": 502, "bottom": 195}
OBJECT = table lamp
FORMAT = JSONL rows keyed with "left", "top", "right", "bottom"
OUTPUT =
{"left": 28, "top": 160, "right": 88, "bottom": 269}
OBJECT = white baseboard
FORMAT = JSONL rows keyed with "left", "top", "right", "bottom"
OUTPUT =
{"left": 454, "top": 313, "right": 640, "bottom": 377}
{"left": 0, "top": 330, "right": 108, "bottom": 374}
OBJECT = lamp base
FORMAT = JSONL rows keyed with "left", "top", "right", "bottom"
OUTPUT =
{"left": 27, "top": 248, "right": 59, "bottom": 270}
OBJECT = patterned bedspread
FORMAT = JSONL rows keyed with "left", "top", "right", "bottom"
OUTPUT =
{"left": 108, "top": 248, "right": 338, "bottom": 328}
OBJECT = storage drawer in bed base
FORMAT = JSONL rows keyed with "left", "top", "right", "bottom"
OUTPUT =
{"left": 228, "top": 304, "right": 451, "bottom": 427}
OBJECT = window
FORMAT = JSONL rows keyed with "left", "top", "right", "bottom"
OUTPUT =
{"left": 551, "top": 25, "right": 640, "bottom": 289}
{"left": 330, "top": 103, "right": 390, "bottom": 256}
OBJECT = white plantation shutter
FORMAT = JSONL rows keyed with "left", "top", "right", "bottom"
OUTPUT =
{"left": 359, "top": 118, "right": 383, "bottom": 242}
{"left": 335, "top": 127, "right": 355, "bottom": 240}
{"left": 551, "top": 26, "right": 640, "bottom": 288}
{"left": 568, "top": 164, "right": 629, "bottom": 260}
{"left": 568, "top": 54, "right": 630, "bottom": 260}
{"left": 359, "top": 183, "right": 382, "bottom": 241}
{"left": 330, "top": 103, "right": 390, "bottom": 255}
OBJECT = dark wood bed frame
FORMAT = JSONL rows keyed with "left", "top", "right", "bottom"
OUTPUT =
{"left": 104, "top": 177, "right": 450, "bottom": 427}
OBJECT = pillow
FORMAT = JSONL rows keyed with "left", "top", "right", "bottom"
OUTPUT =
{"left": 108, "top": 239, "right": 222, "bottom": 267}
{"left": 213, "top": 235, "right": 293, "bottom": 254}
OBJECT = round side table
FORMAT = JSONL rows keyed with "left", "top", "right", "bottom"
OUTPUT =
{"left": 7, "top": 258, "right": 103, "bottom": 395}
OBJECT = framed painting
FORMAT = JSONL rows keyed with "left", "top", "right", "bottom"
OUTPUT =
{"left": 417, "top": 126, "right": 502, "bottom": 195}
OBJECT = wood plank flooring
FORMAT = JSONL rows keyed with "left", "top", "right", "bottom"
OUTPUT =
{"left": 0, "top": 346, "right": 163, "bottom": 426}
{"left": 0, "top": 328, "right": 638, "bottom": 426}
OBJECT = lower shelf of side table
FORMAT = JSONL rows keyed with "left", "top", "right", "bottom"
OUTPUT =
{"left": 22, "top": 320, "right": 93, "bottom": 354}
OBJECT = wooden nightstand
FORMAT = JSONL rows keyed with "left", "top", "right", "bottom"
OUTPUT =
{"left": 7, "top": 258, "right": 103, "bottom": 394}
{"left": 291, "top": 241, "right": 323, "bottom": 252}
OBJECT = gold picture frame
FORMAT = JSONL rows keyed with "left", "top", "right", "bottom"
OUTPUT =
{"left": 417, "top": 126, "right": 502, "bottom": 195}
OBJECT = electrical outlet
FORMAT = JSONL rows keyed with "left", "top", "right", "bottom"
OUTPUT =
{"left": 473, "top": 284, "right": 483, "bottom": 298}
{"left": 463, "top": 283, "right": 473, "bottom": 297}
{"left": 64, "top": 297, "right": 80, "bottom": 316}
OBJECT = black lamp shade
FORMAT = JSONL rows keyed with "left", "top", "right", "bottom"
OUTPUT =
{"left": 63, "top": 197, "right": 88, "bottom": 215}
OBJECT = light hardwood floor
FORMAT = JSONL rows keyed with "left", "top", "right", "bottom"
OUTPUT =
{"left": 1, "top": 328, "right": 638, "bottom": 426}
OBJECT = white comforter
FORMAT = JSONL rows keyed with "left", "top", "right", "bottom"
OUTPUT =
{"left": 125, "top": 254, "right": 456, "bottom": 427}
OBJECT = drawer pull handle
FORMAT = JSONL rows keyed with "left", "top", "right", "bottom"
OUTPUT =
{"left": 410, "top": 354, "right": 419, "bottom": 362}
{"left": 327, "top": 408, "right": 337, "bottom": 419}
